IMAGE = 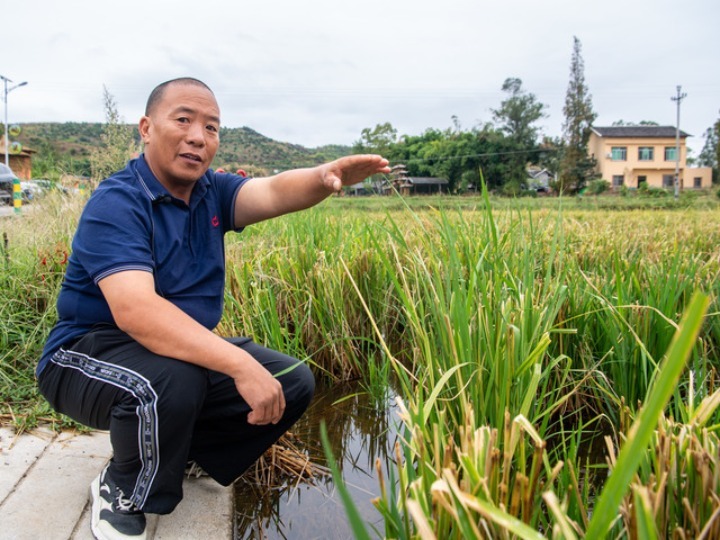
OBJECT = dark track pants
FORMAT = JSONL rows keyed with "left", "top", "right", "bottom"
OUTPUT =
{"left": 37, "top": 325, "right": 315, "bottom": 514}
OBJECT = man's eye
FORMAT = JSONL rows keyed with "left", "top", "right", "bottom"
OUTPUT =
{"left": 177, "top": 117, "right": 190, "bottom": 123}
{"left": 207, "top": 125, "right": 218, "bottom": 133}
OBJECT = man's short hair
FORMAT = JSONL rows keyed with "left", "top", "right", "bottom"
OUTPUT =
{"left": 145, "top": 78, "right": 214, "bottom": 116}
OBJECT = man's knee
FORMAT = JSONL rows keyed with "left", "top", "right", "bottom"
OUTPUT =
{"left": 234, "top": 339, "right": 315, "bottom": 412}
{"left": 153, "top": 362, "right": 208, "bottom": 417}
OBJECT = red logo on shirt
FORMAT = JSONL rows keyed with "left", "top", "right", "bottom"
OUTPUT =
{"left": 211, "top": 215, "right": 219, "bottom": 227}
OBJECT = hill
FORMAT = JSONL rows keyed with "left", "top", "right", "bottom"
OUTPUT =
{"left": 14, "top": 122, "right": 351, "bottom": 177}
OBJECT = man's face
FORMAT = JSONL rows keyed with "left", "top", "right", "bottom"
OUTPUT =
{"left": 139, "top": 83, "right": 220, "bottom": 191}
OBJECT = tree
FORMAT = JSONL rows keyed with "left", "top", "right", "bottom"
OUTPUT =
{"left": 491, "top": 78, "right": 547, "bottom": 188}
{"left": 537, "top": 136, "right": 564, "bottom": 181}
{"left": 698, "top": 118, "right": 719, "bottom": 184}
{"left": 612, "top": 120, "right": 658, "bottom": 126}
{"left": 470, "top": 125, "right": 520, "bottom": 192}
{"left": 420, "top": 129, "right": 481, "bottom": 193}
{"left": 351, "top": 122, "right": 398, "bottom": 191}
{"left": 352, "top": 122, "right": 398, "bottom": 155}
{"left": 558, "top": 36, "right": 597, "bottom": 193}
{"left": 89, "top": 86, "right": 140, "bottom": 187}
{"left": 492, "top": 78, "right": 546, "bottom": 147}
{"left": 30, "top": 141, "right": 63, "bottom": 181}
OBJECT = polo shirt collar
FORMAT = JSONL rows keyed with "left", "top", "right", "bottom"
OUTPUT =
{"left": 133, "top": 154, "right": 210, "bottom": 207}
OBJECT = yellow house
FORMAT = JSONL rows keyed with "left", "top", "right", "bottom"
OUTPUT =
{"left": 588, "top": 126, "right": 712, "bottom": 190}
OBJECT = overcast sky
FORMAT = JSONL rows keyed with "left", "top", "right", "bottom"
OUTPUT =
{"left": 3, "top": 0, "right": 719, "bottom": 155}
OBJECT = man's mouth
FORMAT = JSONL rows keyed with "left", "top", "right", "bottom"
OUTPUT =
{"left": 180, "top": 153, "right": 202, "bottom": 163}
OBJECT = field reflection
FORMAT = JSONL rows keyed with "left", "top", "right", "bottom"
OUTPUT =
{"left": 234, "top": 382, "right": 400, "bottom": 539}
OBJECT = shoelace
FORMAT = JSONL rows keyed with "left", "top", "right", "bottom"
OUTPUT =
{"left": 115, "top": 487, "right": 141, "bottom": 514}
{"left": 185, "top": 460, "right": 208, "bottom": 478}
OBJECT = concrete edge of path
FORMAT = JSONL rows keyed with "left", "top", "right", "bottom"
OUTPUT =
{"left": 0, "top": 426, "right": 233, "bottom": 540}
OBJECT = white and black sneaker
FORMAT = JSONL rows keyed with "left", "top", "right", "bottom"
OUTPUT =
{"left": 185, "top": 460, "right": 209, "bottom": 478}
{"left": 89, "top": 464, "right": 147, "bottom": 540}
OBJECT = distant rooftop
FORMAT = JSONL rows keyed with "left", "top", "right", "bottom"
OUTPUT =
{"left": 408, "top": 177, "right": 448, "bottom": 185}
{"left": 591, "top": 126, "right": 690, "bottom": 138}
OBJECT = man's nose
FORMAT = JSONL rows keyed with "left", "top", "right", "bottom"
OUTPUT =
{"left": 186, "top": 122, "right": 206, "bottom": 146}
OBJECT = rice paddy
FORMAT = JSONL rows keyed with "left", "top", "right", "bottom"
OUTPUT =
{"left": 2, "top": 188, "right": 720, "bottom": 538}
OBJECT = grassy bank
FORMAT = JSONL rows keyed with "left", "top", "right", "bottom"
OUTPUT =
{"left": 2, "top": 189, "right": 720, "bottom": 536}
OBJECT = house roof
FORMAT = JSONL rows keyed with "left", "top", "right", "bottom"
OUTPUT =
{"left": 0, "top": 135, "right": 36, "bottom": 156}
{"left": 527, "top": 168, "right": 552, "bottom": 180}
{"left": 591, "top": 126, "right": 690, "bottom": 138}
{"left": 408, "top": 177, "right": 448, "bottom": 185}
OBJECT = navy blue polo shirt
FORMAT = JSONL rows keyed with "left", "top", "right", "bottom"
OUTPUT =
{"left": 37, "top": 155, "right": 249, "bottom": 376}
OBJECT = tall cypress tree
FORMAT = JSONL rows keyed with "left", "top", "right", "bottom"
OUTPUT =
{"left": 559, "top": 37, "right": 597, "bottom": 193}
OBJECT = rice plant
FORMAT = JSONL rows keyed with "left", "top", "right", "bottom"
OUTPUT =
{"left": 4, "top": 187, "right": 720, "bottom": 536}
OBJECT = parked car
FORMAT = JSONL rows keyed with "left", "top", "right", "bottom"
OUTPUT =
{"left": 0, "top": 163, "right": 18, "bottom": 206}
{"left": 30, "top": 179, "right": 76, "bottom": 196}
{"left": 28, "top": 179, "right": 55, "bottom": 191}
{"left": 21, "top": 181, "right": 43, "bottom": 202}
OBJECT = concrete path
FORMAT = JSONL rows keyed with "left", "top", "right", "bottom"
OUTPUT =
{"left": 0, "top": 427, "right": 233, "bottom": 540}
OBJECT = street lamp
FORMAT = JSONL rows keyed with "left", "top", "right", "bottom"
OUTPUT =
{"left": 1, "top": 74, "right": 28, "bottom": 167}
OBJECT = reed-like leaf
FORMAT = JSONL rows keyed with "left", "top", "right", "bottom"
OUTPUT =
{"left": 585, "top": 291, "right": 710, "bottom": 539}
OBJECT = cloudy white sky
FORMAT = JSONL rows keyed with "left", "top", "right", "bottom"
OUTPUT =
{"left": 3, "top": 0, "right": 719, "bottom": 154}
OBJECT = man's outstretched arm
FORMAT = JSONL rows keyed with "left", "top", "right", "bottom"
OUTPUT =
{"left": 233, "top": 154, "right": 390, "bottom": 228}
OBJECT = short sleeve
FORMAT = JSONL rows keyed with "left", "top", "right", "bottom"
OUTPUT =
{"left": 72, "top": 185, "right": 154, "bottom": 285}
{"left": 211, "top": 171, "right": 250, "bottom": 232}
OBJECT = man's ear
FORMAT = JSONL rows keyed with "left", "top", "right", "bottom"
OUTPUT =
{"left": 139, "top": 116, "right": 151, "bottom": 145}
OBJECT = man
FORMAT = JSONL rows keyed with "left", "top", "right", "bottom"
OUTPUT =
{"left": 36, "top": 77, "right": 391, "bottom": 540}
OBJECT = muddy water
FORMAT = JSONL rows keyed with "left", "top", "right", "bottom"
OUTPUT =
{"left": 234, "top": 382, "right": 401, "bottom": 539}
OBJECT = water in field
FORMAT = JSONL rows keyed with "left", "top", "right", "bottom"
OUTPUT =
{"left": 234, "top": 382, "right": 401, "bottom": 539}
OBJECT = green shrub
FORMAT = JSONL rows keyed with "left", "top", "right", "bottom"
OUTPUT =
{"left": 586, "top": 178, "right": 610, "bottom": 195}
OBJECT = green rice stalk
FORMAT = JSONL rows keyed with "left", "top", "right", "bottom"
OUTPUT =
{"left": 584, "top": 291, "right": 710, "bottom": 538}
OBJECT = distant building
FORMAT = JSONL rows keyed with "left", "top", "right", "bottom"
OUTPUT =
{"left": 347, "top": 179, "right": 387, "bottom": 196}
{"left": 588, "top": 126, "right": 712, "bottom": 190}
{"left": 0, "top": 135, "right": 35, "bottom": 180}
{"left": 526, "top": 167, "right": 554, "bottom": 191}
{"left": 398, "top": 177, "right": 449, "bottom": 195}
{"left": 347, "top": 176, "right": 449, "bottom": 196}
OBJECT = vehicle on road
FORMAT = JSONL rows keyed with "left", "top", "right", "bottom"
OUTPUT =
{"left": 0, "top": 163, "right": 18, "bottom": 206}
{"left": 20, "top": 180, "right": 49, "bottom": 202}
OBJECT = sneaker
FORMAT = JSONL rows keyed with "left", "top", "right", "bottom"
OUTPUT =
{"left": 89, "top": 464, "right": 147, "bottom": 540}
{"left": 185, "top": 460, "right": 209, "bottom": 478}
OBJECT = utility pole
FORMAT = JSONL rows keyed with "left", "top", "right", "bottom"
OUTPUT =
{"left": 1, "top": 75, "right": 27, "bottom": 167}
{"left": 671, "top": 85, "right": 687, "bottom": 199}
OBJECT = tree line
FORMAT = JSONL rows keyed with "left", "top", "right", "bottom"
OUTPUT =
{"left": 353, "top": 37, "right": 719, "bottom": 194}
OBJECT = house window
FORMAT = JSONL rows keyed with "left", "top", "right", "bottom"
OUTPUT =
{"left": 611, "top": 147, "right": 627, "bottom": 161}
{"left": 612, "top": 175, "right": 624, "bottom": 186}
{"left": 662, "top": 174, "right": 674, "bottom": 187}
{"left": 694, "top": 177, "right": 702, "bottom": 188}
{"left": 638, "top": 175, "right": 647, "bottom": 187}
{"left": 638, "top": 147, "right": 654, "bottom": 161}
{"left": 664, "top": 147, "right": 678, "bottom": 161}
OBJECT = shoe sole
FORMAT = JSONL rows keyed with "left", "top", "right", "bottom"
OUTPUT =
{"left": 88, "top": 471, "right": 147, "bottom": 540}
{"left": 89, "top": 473, "right": 103, "bottom": 540}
